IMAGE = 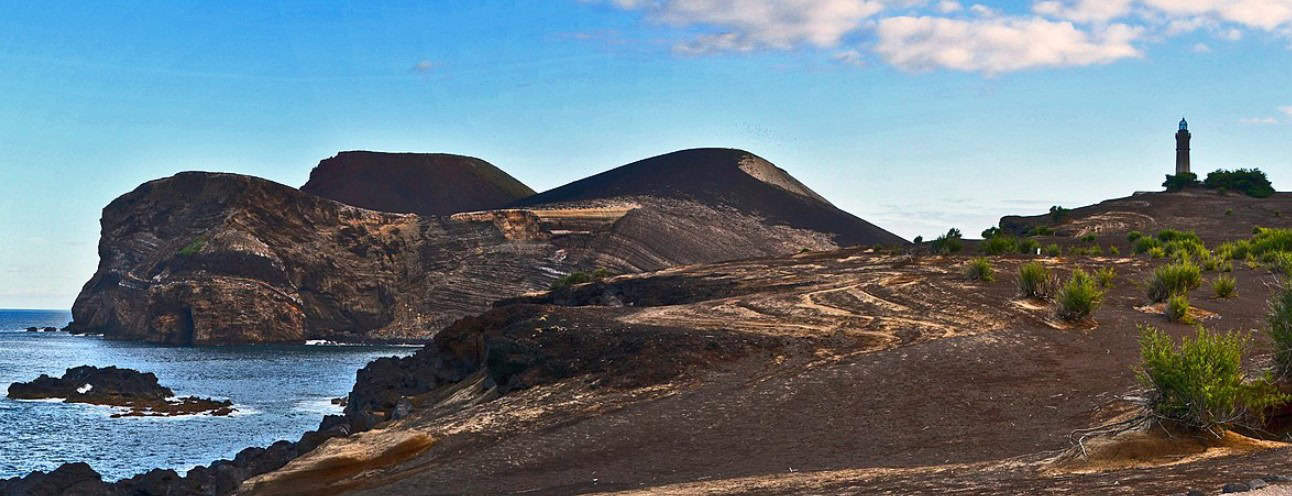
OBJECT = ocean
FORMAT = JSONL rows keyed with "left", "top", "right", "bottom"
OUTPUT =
{"left": 0, "top": 309, "right": 416, "bottom": 481}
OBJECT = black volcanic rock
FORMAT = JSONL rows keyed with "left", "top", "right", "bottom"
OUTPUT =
{"left": 8, "top": 366, "right": 173, "bottom": 402}
{"left": 301, "top": 151, "right": 535, "bottom": 216}
{"left": 0, "top": 462, "right": 109, "bottom": 496}
{"left": 7, "top": 365, "right": 233, "bottom": 417}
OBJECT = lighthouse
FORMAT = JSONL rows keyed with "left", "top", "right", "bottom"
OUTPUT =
{"left": 1175, "top": 118, "right": 1191, "bottom": 175}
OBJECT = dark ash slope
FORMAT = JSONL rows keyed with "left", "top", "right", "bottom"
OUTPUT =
{"left": 514, "top": 148, "right": 908, "bottom": 247}
{"left": 301, "top": 151, "right": 535, "bottom": 216}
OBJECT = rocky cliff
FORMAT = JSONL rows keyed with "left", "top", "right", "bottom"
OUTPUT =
{"left": 300, "top": 151, "right": 535, "bottom": 216}
{"left": 66, "top": 149, "right": 905, "bottom": 344}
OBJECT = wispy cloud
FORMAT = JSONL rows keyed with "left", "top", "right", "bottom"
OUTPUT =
{"left": 591, "top": 0, "right": 1292, "bottom": 74}
{"left": 1281, "top": 105, "right": 1292, "bottom": 117}
{"left": 1239, "top": 116, "right": 1279, "bottom": 124}
{"left": 874, "top": 17, "right": 1142, "bottom": 74}
{"left": 412, "top": 59, "right": 435, "bottom": 73}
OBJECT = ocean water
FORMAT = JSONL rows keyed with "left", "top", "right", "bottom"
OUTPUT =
{"left": 0, "top": 309, "right": 415, "bottom": 481}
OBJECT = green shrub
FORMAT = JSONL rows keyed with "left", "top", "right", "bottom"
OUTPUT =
{"left": 1109, "top": 245, "right": 1120, "bottom": 256}
{"left": 1049, "top": 205, "right": 1068, "bottom": 223}
{"left": 1147, "top": 260, "right": 1203, "bottom": 303}
{"left": 550, "top": 268, "right": 612, "bottom": 291}
{"left": 178, "top": 237, "right": 206, "bottom": 257}
{"left": 1128, "top": 231, "right": 1144, "bottom": 242}
{"left": 1270, "top": 284, "right": 1292, "bottom": 379}
{"left": 981, "top": 227, "right": 1001, "bottom": 239}
{"left": 1044, "top": 243, "right": 1061, "bottom": 256}
{"left": 1164, "top": 239, "right": 1208, "bottom": 260}
{"left": 1270, "top": 252, "right": 1292, "bottom": 275}
{"left": 966, "top": 257, "right": 994, "bottom": 282}
{"left": 1166, "top": 294, "right": 1192, "bottom": 323}
{"left": 1017, "top": 238, "right": 1040, "bottom": 255}
{"left": 1212, "top": 275, "right": 1236, "bottom": 298}
{"left": 1137, "top": 325, "right": 1285, "bottom": 434}
{"left": 981, "top": 235, "right": 1018, "bottom": 255}
{"left": 1156, "top": 229, "right": 1202, "bottom": 244}
{"left": 1018, "top": 262, "right": 1055, "bottom": 300}
{"left": 1134, "top": 237, "right": 1163, "bottom": 254}
{"left": 1218, "top": 260, "right": 1234, "bottom": 273}
{"left": 1201, "top": 255, "right": 1219, "bottom": 272}
{"left": 1226, "top": 209, "right": 1234, "bottom": 216}
{"left": 1203, "top": 168, "right": 1275, "bottom": 198}
{"left": 1163, "top": 172, "right": 1201, "bottom": 191}
{"left": 1095, "top": 266, "right": 1116, "bottom": 288}
{"left": 1249, "top": 228, "right": 1292, "bottom": 257}
{"left": 931, "top": 228, "right": 964, "bottom": 254}
{"left": 912, "top": 236, "right": 923, "bottom": 245}
{"left": 1217, "top": 240, "right": 1251, "bottom": 260}
{"left": 1148, "top": 247, "right": 1167, "bottom": 259}
{"left": 1056, "top": 269, "right": 1104, "bottom": 321}
{"left": 1080, "top": 234, "right": 1097, "bottom": 242}
{"left": 1030, "top": 226, "right": 1055, "bottom": 236}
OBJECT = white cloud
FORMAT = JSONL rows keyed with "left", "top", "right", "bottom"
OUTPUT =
{"left": 874, "top": 16, "right": 1142, "bottom": 74}
{"left": 969, "top": 4, "right": 997, "bottom": 16}
{"left": 412, "top": 60, "right": 435, "bottom": 73}
{"left": 1239, "top": 116, "right": 1279, "bottom": 124}
{"left": 592, "top": 0, "right": 1292, "bottom": 74}
{"left": 1281, "top": 105, "right": 1292, "bottom": 116}
{"left": 1140, "top": 0, "right": 1292, "bottom": 31}
{"left": 833, "top": 48, "right": 866, "bottom": 66}
{"left": 1033, "top": 0, "right": 1134, "bottom": 22}
{"left": 615, "top": 0, "right": 886, "bottom": 53}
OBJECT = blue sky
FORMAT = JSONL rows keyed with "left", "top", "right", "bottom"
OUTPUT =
{"left": 2, "top": 0, "right": 1290, "bottom": 309}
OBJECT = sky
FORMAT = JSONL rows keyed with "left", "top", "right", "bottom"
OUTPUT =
{"left": 1, "top": 0, "right": 1290, "bottom": 309}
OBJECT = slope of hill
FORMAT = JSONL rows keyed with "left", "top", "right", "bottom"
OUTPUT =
{"left": 64, "top": 149, "right": 903, "bottom": 345}
{"left": 513, "top": 148, "right": 907, "bottom": 247}
{"left": 300, "top": 151, "right": 535, "bottom": 216}
{"left": 1000, "top": 190, "right": 1292, "bottom": 244}
{"left": 232, "top": 245, "right": 1292, "bottom": 495}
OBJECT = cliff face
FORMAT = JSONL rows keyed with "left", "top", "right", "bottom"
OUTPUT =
{"left": 67, "top": 149, "right": 904, "bottom": 344}
{"left": 67, "top": 172, "right": 563, "bottom": 344}
{"left": 300, "top": 151, "right": 535, "bottom": 216}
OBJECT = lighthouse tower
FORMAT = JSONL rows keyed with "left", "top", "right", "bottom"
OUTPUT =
{"left": 1175, "top": 118, "right": 1191, "bottom": 175}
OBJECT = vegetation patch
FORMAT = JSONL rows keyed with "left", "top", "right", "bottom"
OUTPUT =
{"left": 965, "top": 257, "right": 994, "bottom": 282}
{"left": 1269, "top": 284, "right": 1292, "bottom": 379}
{"left": 178, "top": 237, "right": 206, "bottom": 257}
{"left": 1166, "top": 294, "right": 1191, "bottom": 323}
{"left": 1018, "top": 261, "right": 1055, "bottom": 300}
{"left": 1137, "top": 325, "right": 1285, "bottom": 436}
{"left": 1095, "top": 267, "right": 1116, "bottom": 288}
{"left": 931, "top": 228, "right": 963, "bottom": 254}
{"left": 1133, "top": 237, "right": 1163, "bottom": 255}
{"left": 550, "top": 268, "right": 612, "bottom": 291}
{"left": 1056, "top": 269, "right": 1103, "bottom": 322}
{"left": 1212, "top": 275, "right": 1237, "bottom": 299}
{"left": 1203, "top": 168, "right": 1275, "bottom": 198}
{"left": 1147, "top": 261, "right": 1202, "bottom": 303}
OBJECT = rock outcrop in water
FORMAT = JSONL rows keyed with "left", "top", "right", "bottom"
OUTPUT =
{"left": 7, "top": 365, "right": 233, "bottom": 417}
{"left": 65, "top": 148, "right": 905, "bottom": 345}
{"left": 300, "top": 151, "right": 536, "bottom": 216}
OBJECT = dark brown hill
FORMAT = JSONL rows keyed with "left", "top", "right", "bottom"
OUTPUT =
{"left": 1000, "top": 189, "right": 1292, "bottom": 244}
{"left": 514, "top": 148, "right": 907, "bottom": 247}
{"left": 301, "top": 151, "right": 535, "bottom": 216}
